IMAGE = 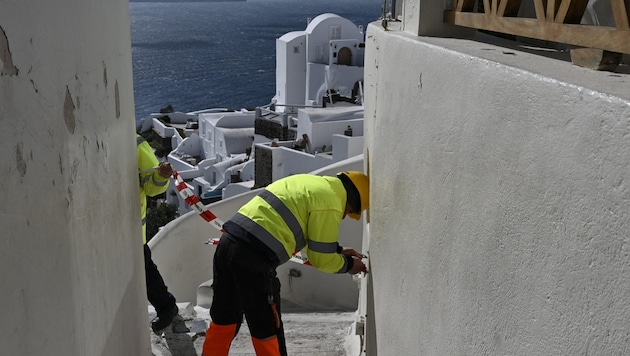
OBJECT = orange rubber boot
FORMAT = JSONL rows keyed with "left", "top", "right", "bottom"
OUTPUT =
{"left": 202, "top": 322, "right": 237, "bottom": 356}
{"left": 251, "top": 336, "right": 281, "bottom": 356}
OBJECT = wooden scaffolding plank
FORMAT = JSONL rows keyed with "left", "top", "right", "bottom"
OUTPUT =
{"left": 546, "top": 0, "right": 557, "bottom": 22}
{"left": 533, "top": 0, "right": 547, "bottom": 21}
{"left": 611, "top": 0, "right": 630, "bottom": 30}
{"left": 443, "top": 11, "right": 630, "bottom": 54}
{"left": 483, "top": 0, "right": 491, "bottom": 14}
{"left": 555, "top": 0, "right": 572, "bottom": 23}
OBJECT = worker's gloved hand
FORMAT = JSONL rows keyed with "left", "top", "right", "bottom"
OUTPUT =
{"left": 157, "top": 162, "right": 174, "bottom": 178}
{"left": 347, "top": 256, "right": 368, "bottom": 275}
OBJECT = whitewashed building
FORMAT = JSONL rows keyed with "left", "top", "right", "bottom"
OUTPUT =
{"left": 274, "top": 13, "right": 365, "bottom": 114}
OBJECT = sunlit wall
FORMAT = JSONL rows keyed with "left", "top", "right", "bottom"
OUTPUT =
{"left": 363, "top": 2, "right": 630, "bottom": 354}
{"left": 0, "top": 1, "right": 150, "bottom": 354}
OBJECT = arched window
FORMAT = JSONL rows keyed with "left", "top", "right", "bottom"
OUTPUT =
{"left": 337, "top": 47, "right": 352, "bottom": 66}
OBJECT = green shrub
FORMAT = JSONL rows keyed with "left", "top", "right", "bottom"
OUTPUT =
{"left": 146, "top": 201, "right": 178, "bottom": 242}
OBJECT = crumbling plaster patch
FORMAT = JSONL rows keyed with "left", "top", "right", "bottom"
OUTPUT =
{"left": 64, "top": 86, "right": 76, "bottom": 134}
{"left": 0, "top": 25, "right": 18, "bottom": 76}
{"left": 115, "top": 80, "right": 120, "bottom": 118}
{"left": 103, "top": 62, "right": 108, "bottom": 88}
{"left": 15, "top": 142, "right": 27, "bottom": 177}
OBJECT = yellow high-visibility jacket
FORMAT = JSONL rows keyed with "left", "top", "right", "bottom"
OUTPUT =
{"left": 137, "top": 135, "right": 170, "bottom": 244}
{"left": 231, "top": 174, "right": 349, "bottom": 273}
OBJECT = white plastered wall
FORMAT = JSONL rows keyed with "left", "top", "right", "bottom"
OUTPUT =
{"left": 363, "top": 9, "right": 630, "bottom": 356}
{"left": 0, "top": 1, "right": 150, "bottom": 355}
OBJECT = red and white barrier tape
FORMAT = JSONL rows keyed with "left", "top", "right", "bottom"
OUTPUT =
{"left": 173, "top": 171, "right": 225, "bottom": 236}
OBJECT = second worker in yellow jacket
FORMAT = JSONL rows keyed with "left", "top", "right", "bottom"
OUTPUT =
{"left": 137, "top": 134, "right": 179, "bottom": 333}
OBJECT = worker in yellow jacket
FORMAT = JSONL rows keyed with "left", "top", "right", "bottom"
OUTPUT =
{"left": 202, "top": 171, "right": 369, "bottom": 356}
{"left": 137, "top": 134, "right": 178, "bottom": 332}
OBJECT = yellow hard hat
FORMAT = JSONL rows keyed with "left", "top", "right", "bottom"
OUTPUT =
{"left": 337, "top": 171, "right": 369, "bottom": 220}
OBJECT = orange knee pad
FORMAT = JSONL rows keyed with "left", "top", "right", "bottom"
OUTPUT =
{"left": 202, "top": 322, "right": 237, "bottom": 356}
{"left": 251, "top": 335, "right": 281, "bottom": 356}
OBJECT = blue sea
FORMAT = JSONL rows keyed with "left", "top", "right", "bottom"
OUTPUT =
{"left": 130, "top": 0, "right": 383, "bottom": 124}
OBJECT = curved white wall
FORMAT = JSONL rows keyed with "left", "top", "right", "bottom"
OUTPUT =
{"left": 150, "top": 155, "right": 365, "bottom": 310}
{"left": 0, "top": 1, "right": 150, "bottom": 355}
{"left": 363, "top": 20, "right": 630, "bottom": 356}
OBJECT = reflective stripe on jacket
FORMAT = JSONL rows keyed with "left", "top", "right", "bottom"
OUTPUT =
{"left": 137, "top": 135, "right": 170, "bottom": 244}
{"left": 231, "top": 174, "right": 349, "bottom": 273}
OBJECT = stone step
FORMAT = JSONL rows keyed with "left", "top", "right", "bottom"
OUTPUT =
{"left": 148, "top": 303, "right": 360, "bottom": 355}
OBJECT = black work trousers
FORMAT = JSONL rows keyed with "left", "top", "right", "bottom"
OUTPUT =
{"left": 144, "top": 244, "right": 176, "bottom": 315}
{"left": 210, "top": 234, "right": 287, "bottom": 356}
